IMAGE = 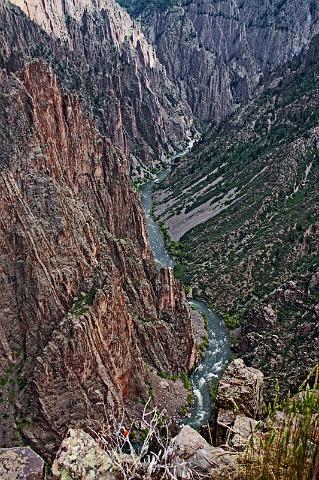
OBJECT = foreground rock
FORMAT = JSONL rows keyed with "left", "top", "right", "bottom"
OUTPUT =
{"left": 170, "top": 425, "right": 239, "bottom": 479}
{"left": 215, "top": 359, "right": 263, "bottom": 446}
{"left": 216, "top": 359, "right": 264, "bottom": 419}
{"left": 52, "top": 426, "right": 240, "bottom": 480}
{"left": 230, "top": 416, "right": 258, "bottom": 451}
{"left": 0, "top": 447, "right": 44, "bottom": 480}
{"left": 52, "top": 429, "right": 117, "bottom": 479}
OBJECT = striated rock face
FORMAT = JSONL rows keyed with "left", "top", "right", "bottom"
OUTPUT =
{"left": 142, "top": 0, "right": 319, "bottom": 123}
{"left": 0, "top": 61, "right": 194, "bottom": 457}
{"left": 2, "top": 0, "right": 193, "bottom": 174}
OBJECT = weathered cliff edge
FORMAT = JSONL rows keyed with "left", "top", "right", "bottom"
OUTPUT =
{"left": 3, "top": 359, "right": 317, "bottom": 480}
{"left": 0, "top": 61, "right": 195, "bottom": 457}
{"left": 2, "top": 0, "right": 193, "bottom": 175}
{"left": 0, "top": 359, "right": 265, "bottom": 479}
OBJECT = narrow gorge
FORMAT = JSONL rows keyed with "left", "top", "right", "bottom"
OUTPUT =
{"left": 140, "top": 145, "right": 231, "bottom": 428}
{"left": 0, "top": 0, "right": 318, "bottom": 479}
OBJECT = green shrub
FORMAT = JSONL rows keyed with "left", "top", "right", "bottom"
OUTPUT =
{"left": 223, "top": 313, "right": 241, "bottom": 329}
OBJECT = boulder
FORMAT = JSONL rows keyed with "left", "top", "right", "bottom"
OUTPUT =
{"left": 170, "top": 425, "right": 239, "bottom": 479}
{"left": 0, "top": 447, "right": 44, "bottom": 480}
{"left": 52, "top": 429, "right": 117, "bottom": 479}
{"left": 215, "top": 359, "right": 263, "bottom": 446}
{"left": 230, "top": 416, "right": 258, "bottom": 451}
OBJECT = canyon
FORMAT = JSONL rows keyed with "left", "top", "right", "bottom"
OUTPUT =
{"left": 0, "top": 15, "right": 195, "bottom": 457}
{"left": 0, "top": 0, "right": 318, "bottom": 478}
{"left": 127, "top": 0, "right": 319, "bottom": 122}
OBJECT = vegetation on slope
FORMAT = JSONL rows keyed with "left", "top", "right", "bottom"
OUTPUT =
{"left": 154, "top": 37, "right": 319, "bottom": 397}
{"left": 116, "top": 0, "right": 178, "bottom": 17}
{"left": 156, "top": 37, "right": 319, "bottom": 313}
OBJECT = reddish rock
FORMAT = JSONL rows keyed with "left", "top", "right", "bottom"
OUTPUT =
{"left": 2, "top": 0, "right": 193, "bottom": 173}
{"left": 0, "top": 62, "right": 195, "bottom": 458}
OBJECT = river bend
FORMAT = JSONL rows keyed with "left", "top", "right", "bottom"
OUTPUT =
{"left": 140, "top": 144, "right": 231, "bottom": 427}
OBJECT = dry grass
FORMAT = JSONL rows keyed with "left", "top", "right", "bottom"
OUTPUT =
{"left": 242, "top": 366, "right": 319, "bottom": 480}
{"left": 85, "top": 367, "right": 319, "bottom": 480}
{"left": 88, "top": 398, "right": 205, "bottom": 480}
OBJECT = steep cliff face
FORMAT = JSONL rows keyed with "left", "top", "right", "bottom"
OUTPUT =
{"left": 2, "top": 0, "right": 193, "bottom": 175}
{"left": 140, "top": 0, "right": 319, "bottom": 123}
{"left": 0, "top": 61, "right": 195, "bottom": 456}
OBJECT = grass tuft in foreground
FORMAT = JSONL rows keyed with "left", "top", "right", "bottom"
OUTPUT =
{"left": 242, "top": 365, "right": 319, "bottom": 480}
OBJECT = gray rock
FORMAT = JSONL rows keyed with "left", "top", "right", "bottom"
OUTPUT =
{"left": 230, "top": 416, "right": 258, "bottom": 451}
{"left": 0, "top": 447, "right": 44, "bottom": 480}
{"left": 143, "top": 0, "right": 319, "bottom": 124}
{"left": 170, "top": 425, "right": 239, "bottom": 479}
{"left": 216, "top": 359, "right": 264, "bottom": 420}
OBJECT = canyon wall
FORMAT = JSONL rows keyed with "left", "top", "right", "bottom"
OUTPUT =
{"left": 142, "top": 0, "right": 319, "bottom": 123}
{"left": 3, "top": 0, "right": 193, "bottom": 175}
{"left": 0, "top": 58, "right": 194, "bottom": 457}
{"left": 154, "top": 34, "right": 319, "bottom": 395}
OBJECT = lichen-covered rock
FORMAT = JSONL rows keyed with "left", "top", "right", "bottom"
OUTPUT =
{"left": 52, "top": 429, "right": 117, "bottom": 480}
{"left": 0, "top": 447, "right": 44, "bottom": 480}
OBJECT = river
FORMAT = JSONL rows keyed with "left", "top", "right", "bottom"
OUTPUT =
{"left": 140, "top": 142, "right": 231, "bottom": 428}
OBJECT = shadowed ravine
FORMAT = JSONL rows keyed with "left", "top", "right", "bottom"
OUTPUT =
{"left": 140, "top": 142, "right": 231, "bottom": 428}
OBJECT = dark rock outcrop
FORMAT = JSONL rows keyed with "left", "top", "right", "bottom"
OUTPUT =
{"left": 238, "top": 279, "right": 319, "bottom": 400}
{"left": 142, "top": 0, "right": 319, "bottom": 123}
